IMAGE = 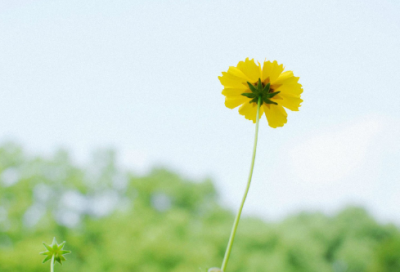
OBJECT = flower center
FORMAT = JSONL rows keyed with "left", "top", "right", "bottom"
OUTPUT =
{"left": 241, "top": 78, "right": 280, "bottom": 105}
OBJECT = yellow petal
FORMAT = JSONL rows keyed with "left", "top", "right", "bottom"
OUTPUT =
{"left": 261, "top": 61, "right": 272, "bottom": 82}
{"left": 227, "top": 66, "right": 252, "bottom": 82}
{"left": 274, "top": 84, "right": 303, "bottom": 97}
{"left": 263, "top": 104, "right": 287, "bottom": 128}
{"left": 273, "top": 71, "right": 295, "bottom": 85}
{"left": 236, "top": 58, "right": 261, "bottom": 83}
{"left": 273, "top": 71, "right": 300, "bottom": 85}
{"left": 239, "top": 102, "right": 264, "bottom": 123}
{"left": 262, "top": 60, "right": 284, "bottom": 84}
{"left": 218, "top": 72, "right": 246, "bottom": 88}
{"left": 225, "top": 96, "right": 248, "bottom": 109}
{"left": 272, "top": 72, "right": 303, "bottom": 96}
{"left": 222, "top": 88, "right": 249, "bottom": 97}
{"left": 274, "top": 93, "right": 303, "bottom": 111}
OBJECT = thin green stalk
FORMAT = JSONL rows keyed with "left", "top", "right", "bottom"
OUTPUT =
{"left": 50, "top": 255, "right": 55, "bottom": 272}
{"left": 221, "top": 97, "right": 262, "bottom": 272}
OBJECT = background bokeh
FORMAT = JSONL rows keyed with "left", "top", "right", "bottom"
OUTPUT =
{"left": 1, "top": 143, "right": 400, "bottom": 272}
{"left": 0, "top": 0, "right": 399, "bottom": 271}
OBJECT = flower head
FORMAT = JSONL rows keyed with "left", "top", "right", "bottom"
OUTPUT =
{"left": 40, "top": 237, "right": 71, "bottom": 265}
{"left": 219, "top": 58, "right": 303, "bottom": 128}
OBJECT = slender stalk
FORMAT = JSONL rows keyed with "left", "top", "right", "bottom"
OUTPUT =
{"left": 50, "top": 255, "right": 55, "bottom": 272}
{"left": 221, "top": 97, "right": 262, "bottom": 272}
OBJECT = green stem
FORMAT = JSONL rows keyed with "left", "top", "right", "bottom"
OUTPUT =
{"left": 50, "top": 255, "right": 54, "bottom": 272}
{"left": 221, "top": 97, "right": 262, "bottom": 272}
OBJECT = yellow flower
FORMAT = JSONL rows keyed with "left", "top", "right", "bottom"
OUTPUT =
{"left": 219, "top": 58, "right": 303, "bottom": 128}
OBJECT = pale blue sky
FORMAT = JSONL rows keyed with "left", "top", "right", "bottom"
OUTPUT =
{"left": 1, "top": 0, "right": 400, "bottom": 222}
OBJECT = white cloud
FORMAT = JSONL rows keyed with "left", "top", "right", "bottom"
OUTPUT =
{"left": 289, "top": 116, "right": 384, "bottom": 186}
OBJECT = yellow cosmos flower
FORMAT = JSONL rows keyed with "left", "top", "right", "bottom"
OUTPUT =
{"left": 219, "top": 58, "right": 303, "bottom": 128}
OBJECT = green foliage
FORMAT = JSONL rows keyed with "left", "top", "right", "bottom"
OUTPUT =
{"left": 0, "top": 142, "right": 399, "bottom": 272}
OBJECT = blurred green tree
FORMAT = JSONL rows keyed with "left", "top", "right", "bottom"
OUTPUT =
{"left": 0, "top": 142, "right": 398, "bottom": 272}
